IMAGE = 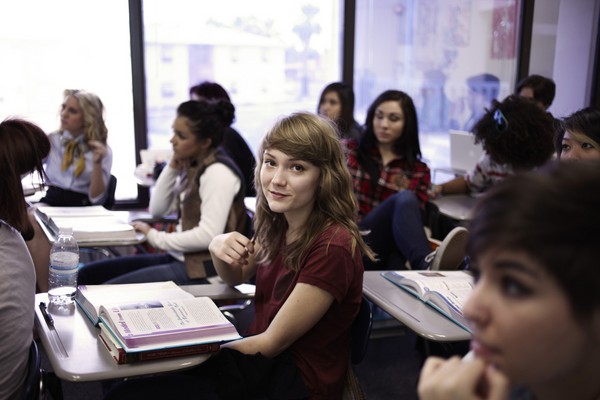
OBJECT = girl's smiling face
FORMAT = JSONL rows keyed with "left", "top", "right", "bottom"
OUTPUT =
{"left": 260, "top": 148, "right": 320, "bottom": 225}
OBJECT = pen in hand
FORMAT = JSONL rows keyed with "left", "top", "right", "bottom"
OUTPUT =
{"left": 39, "top": 302, "right": 54, "bottom": 327}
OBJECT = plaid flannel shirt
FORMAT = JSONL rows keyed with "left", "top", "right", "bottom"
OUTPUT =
{"left": 344, "top": 139, "right": 431, "bottom": 221}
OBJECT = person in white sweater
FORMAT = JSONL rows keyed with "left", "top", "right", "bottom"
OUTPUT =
{"left": 78, "top": 100, "right": 248, "bottom": 285}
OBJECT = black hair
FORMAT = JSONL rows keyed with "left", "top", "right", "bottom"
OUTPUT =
{"left": 468, "top": 160, "right": 600, "bottom": 322}
{"left": 472, "top": 95, "right": 555, "bottom": 170}
{"left": 555, "top": 107, "right": 600, "bottom": 155}
{"left": 515, "top": 74, "right": 556, "bottom": 109}
{"left": 317, "top": 82, "right": 358, "bottom": 138}
{"left": 176, "top": 100, "right": 235, "bottom": 148}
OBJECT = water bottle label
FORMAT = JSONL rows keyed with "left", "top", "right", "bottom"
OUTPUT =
{"left": 50, "top": 251, "right": 79, "bottom": 269}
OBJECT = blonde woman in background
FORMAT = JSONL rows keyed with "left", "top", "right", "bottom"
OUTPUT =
{"left": 27, "top": 89, "right": 112, "bottom": 292}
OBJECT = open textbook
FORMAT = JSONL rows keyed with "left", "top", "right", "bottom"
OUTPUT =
{"left": 98, "top": 295, "right": 240, "bottom": 348}
{"left": 75, "top": 281, "right": 241, "bottom": 362}
{"left": 381, "top": 270, "right": 474, "bottom": 332}
{"left": 35, "top": 205, "right": 137, "bottom": 243}
{"left": 76, "top": 281, "right": 195, "bottom": 325}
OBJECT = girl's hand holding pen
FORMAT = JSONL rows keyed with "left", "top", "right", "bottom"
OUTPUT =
{"left": 209, "top": 232, "right": 254, "bottom": 267}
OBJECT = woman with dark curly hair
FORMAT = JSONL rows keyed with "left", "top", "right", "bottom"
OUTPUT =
{"left": 430, "top": 95, "right": 556, "bottom": 197}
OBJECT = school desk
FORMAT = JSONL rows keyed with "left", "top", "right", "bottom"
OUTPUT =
{"left": 362, "top": 270, "right": 471, "bottom": 342}
{"left": 34, "top": 283, "right": 253, "bottom": 382}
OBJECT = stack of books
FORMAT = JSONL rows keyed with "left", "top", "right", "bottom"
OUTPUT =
{"left": 76, "top": 281, "right": 241, "bottom": 364}
{"left": 35, "top": 206, "right": 137, "bottom": 244}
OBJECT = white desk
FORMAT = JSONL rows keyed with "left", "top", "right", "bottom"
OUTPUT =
{"left": 34, "top": 293, "right": 210, "bottom": 382}
{"left": 362, "top": 271, "right": 471, "bottom": 342}
{"left": 429, "top": 194, "right": 479, "bottom": 222}
{"left": 35, "top": 283, "right": 253, "bottom": 382}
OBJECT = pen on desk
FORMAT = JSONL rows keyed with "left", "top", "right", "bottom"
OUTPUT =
{"left": 39, "top": 302, "right": 54, "bottom": 327}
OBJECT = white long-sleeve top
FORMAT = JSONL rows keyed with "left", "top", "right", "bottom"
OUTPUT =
{"left": 146, "top": 163, "right": 241, "bottom": 261}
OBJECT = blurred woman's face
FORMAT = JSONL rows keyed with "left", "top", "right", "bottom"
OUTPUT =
{"left": 318, "top": 91, "right": 342, "bottom": 121}
{"left": 373, "top": 100, "right": 405, "bottom": 146}
{"left": 60, "top": 96, "right": 85, "bottom": 136}
{"left": 464, "top": 249, "right": 598, "bottom": 393}
{"left": 560, "top": 131, "right": 600, "bottom": 160}
{"left": 170, "top": 116, "right": 204, "bottom": 161}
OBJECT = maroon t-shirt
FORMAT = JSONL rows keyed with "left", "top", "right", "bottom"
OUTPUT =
{"left": 248, "top": 223, "right": 364, "bottom": 399}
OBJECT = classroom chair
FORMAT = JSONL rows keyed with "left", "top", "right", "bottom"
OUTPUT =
{"left": 21, "top": 340, "right": 64, "bottom": 400}
{"left": 103, "top": 174, "right": 118, "bottom": 210}
{"left": 21, "top": 340, "right": 43, "bottom": 400}
{"left": 343, "top": 296, "right": 373, "bottom": 400}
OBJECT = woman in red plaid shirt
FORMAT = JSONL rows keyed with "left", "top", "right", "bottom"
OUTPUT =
{"left": 345, "top": 90, "right": 466, "bottom": 271}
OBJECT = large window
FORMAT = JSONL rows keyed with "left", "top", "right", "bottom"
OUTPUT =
{"left": 0, "top": 1, "right": 136, "bottom": 199}
{"left": 143, "top": 0, "right": 344, "bottom": 156}
{"left": 354, "top": 0, "right": 523, "bottom": 173}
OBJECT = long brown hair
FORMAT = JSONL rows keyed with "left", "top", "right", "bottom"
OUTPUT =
{"left": 253, "top": 112, "right": 375, "bottom": 271}
{"left": 0, "top": 118, "right": 50, "bottom": 239}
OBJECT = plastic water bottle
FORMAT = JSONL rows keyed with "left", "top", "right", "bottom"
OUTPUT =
{"left": 48, "top": 227, "right": 79, "bottom": 307}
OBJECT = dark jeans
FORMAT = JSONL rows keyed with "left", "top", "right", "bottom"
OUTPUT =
{"left": 359, "top": 190, "right": 431, "bottom": 270}
{"left": 78, "top": 253, "right": 209, "bottom": 285}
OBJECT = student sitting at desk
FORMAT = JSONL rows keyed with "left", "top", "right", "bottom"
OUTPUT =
{"left": 556, "top": 107, "right": 600, "bottom": 161}
{"left": 418, "top": 160, "right": 600, "bottom": 400}
{"left": 429, "top": 95, "right": 556, "bottom": 198}
{"left": 103, "top": 112, "right": 375, "bottom": 399}
{"left": 26, "top": 89, "right": 112, "bottom": 292}
{"left": 0, "top": 118, "right": 50, "bottom": 399}
{"left": 345, "top": 89, "right": 467, "bottom": 271}
{"left": 78, "top": 100, "right": 248, "bottom": 285}
{"left": 317, "top": 81, "right": 363, "bottom": 140}
{"left": 190, "top": 81, "right": 257, "bottom": 197}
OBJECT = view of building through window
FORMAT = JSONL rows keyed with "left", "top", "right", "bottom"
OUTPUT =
{"left": 143, "top": 0, "right": 344, "bottom": 156}
{"left": 0, "top": 1, "right": 135, "bottom": 199}
{"left": 1, "top": 0, "right": 524, "bottom": 201}
{"left": 354, "top": 0, "right": 521, "bottom": 174}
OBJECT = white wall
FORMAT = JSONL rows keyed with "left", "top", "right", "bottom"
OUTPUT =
{"left": 530, "top": 0, "right": 600, "bottom": 118}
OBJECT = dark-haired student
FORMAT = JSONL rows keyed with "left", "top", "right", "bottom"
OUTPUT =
{"left": 430, "top": 95, "right": 556, "bottom": 198}
{"left": 0, "top": 118, "right": 50, "bottom": 399}
{"left": 103, "top": 112, "right": 375, "bottom": 399}
{"left": 556, "top": 106, "right": 600, "bottom": 161}
{"left": 78, "top": 100, "right": 247, "bottom": 286}
{"left": 317, "top": 81, "right": 362, "bottom": 140}
{"left": 345, "top": 89, "right": 467, "bottom": 272}
{"left": 190, "top": 81, "right": 256, "bottom": 196}
{"left": 418, "top": 160, "right": 600, "bottom": 400}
